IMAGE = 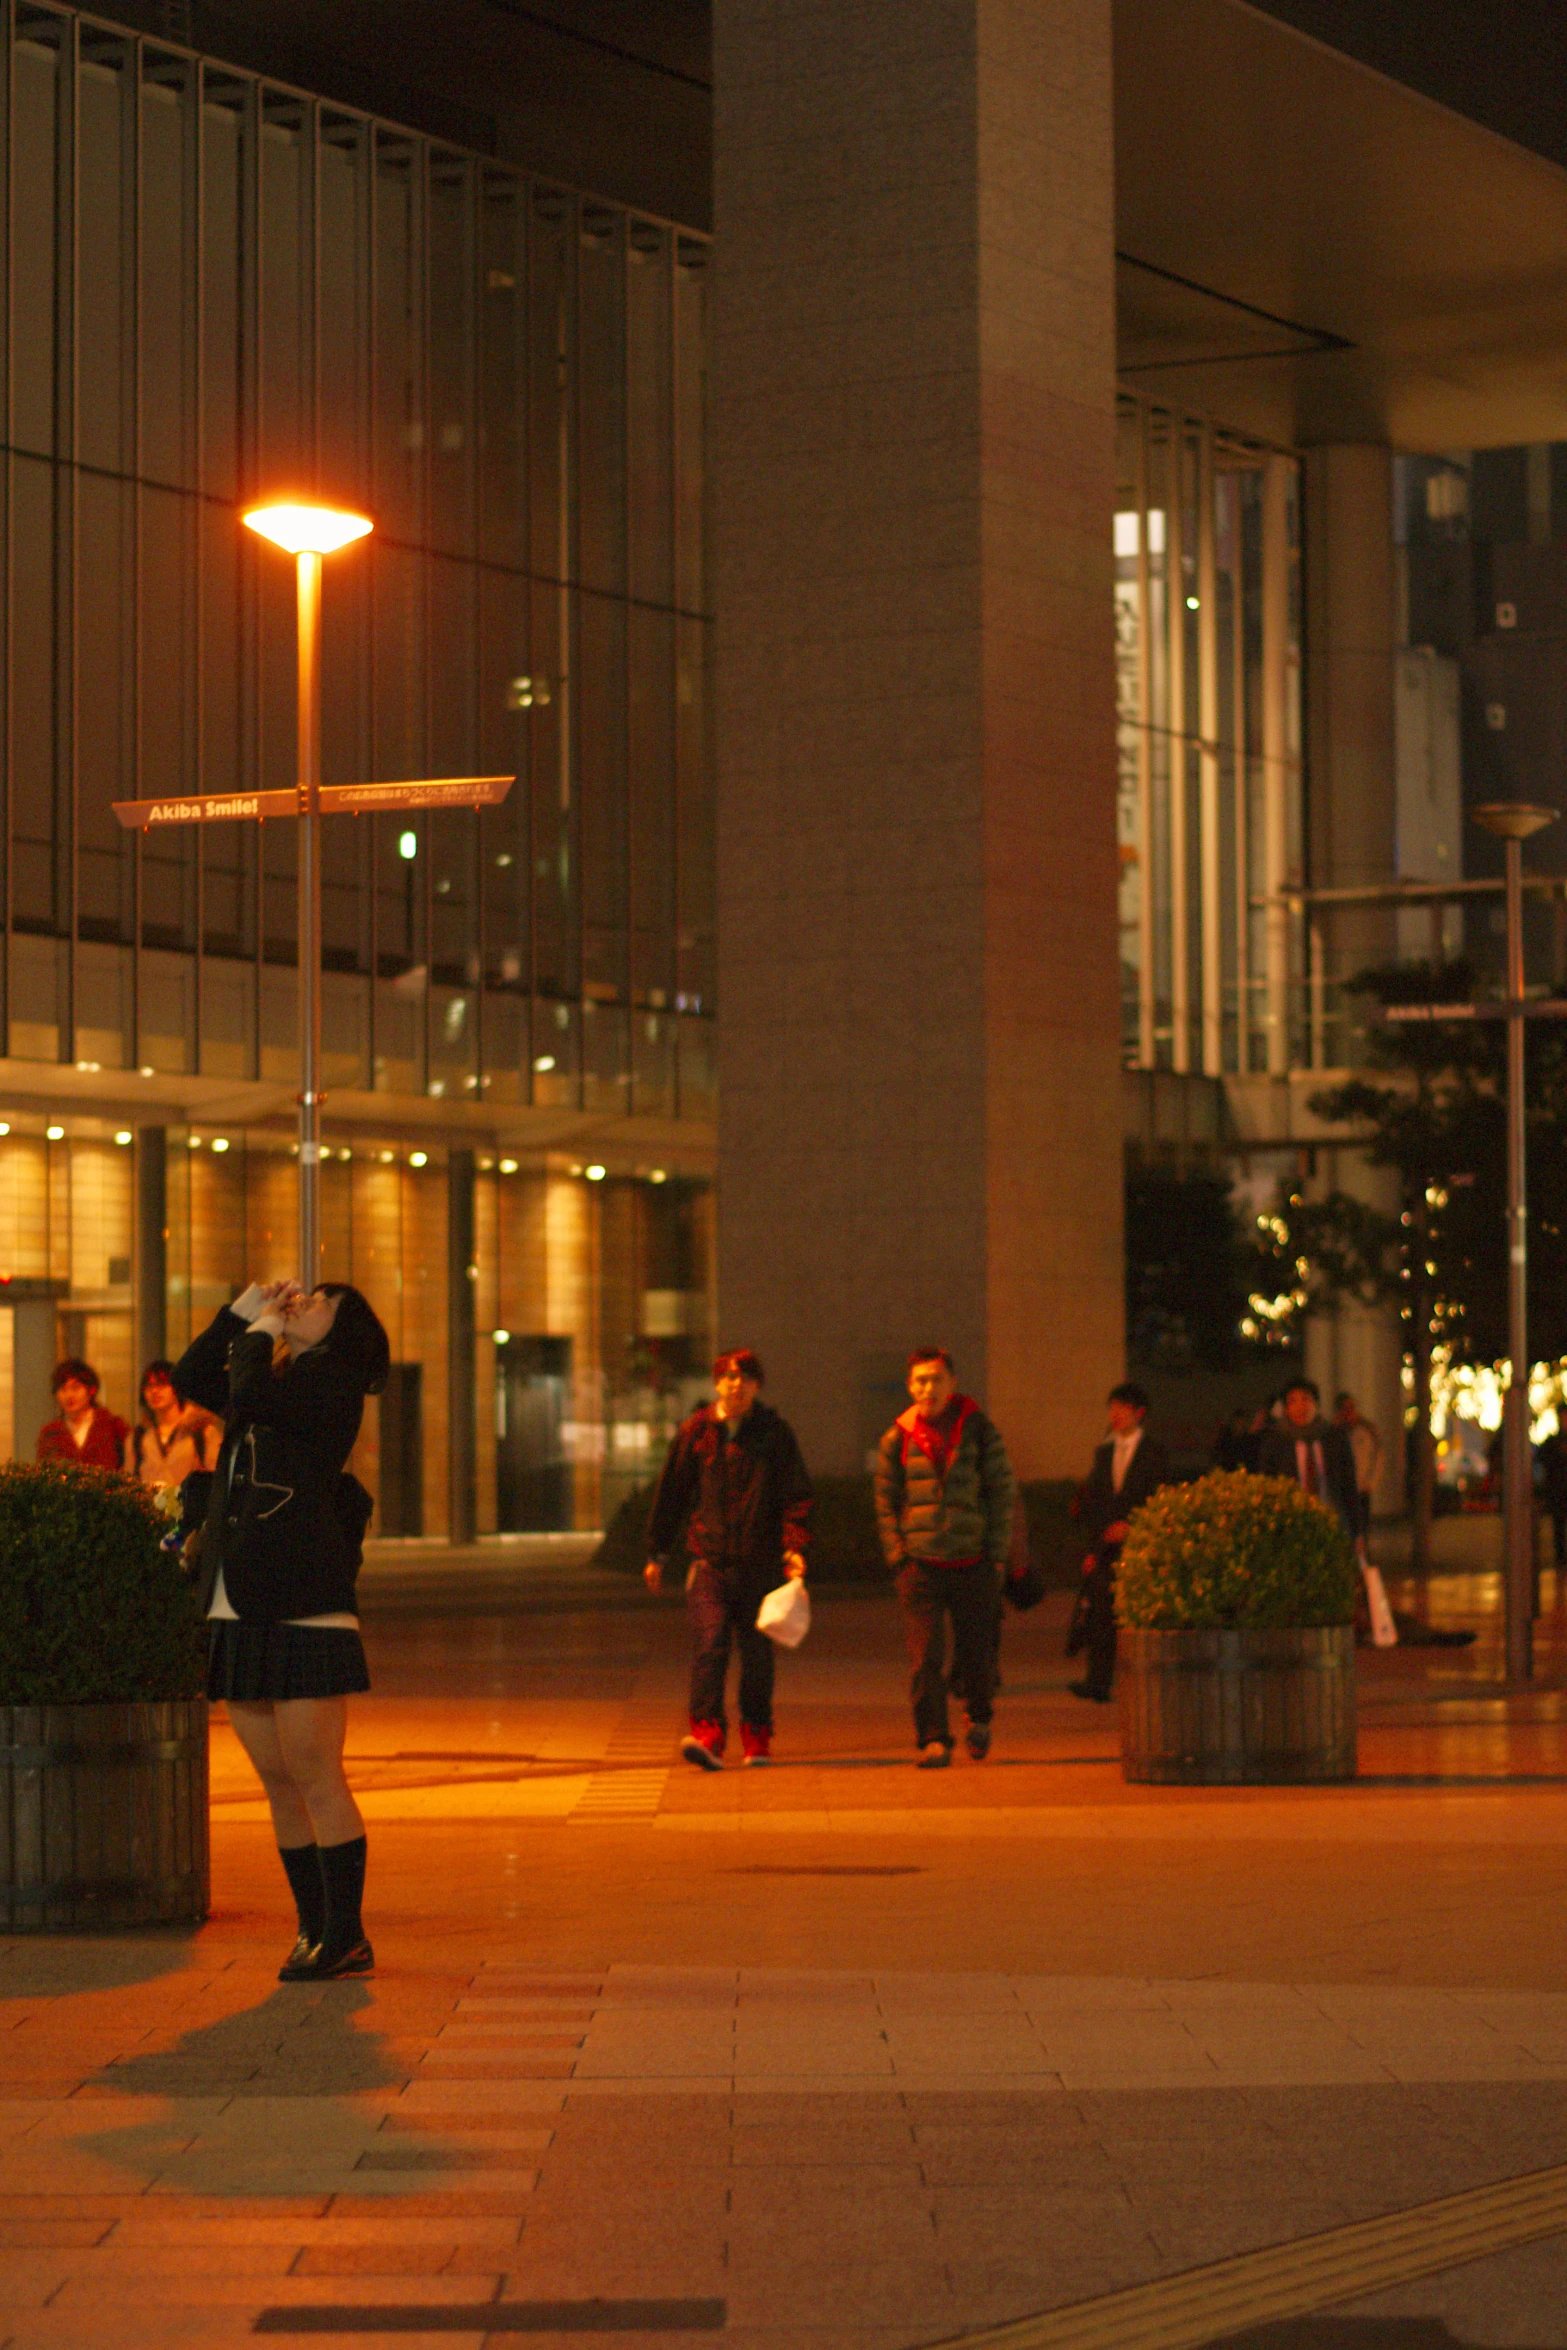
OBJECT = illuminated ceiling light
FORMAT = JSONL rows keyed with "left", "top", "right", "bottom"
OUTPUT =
{"left": 339, "top": 1147, "right": 352, "bottom": 1161}
{"left": 241, "top": 502, "right": 372, "bottom": 555}
{"left": 499, "top": 1157, "right": 518, "bottom": 1175}
{"left": 138, "top": 1064, "right": 155, "bottom": 1076}
{"left": 585, "top": 1164, "right": 606, "bottom": 1183}
{"left": 114, "top": 1130, "right": 132, "bottom": 1146}
{"left": 648, "top": 1168, "right": 667, "bottom": 1184}
{"left": 493, "top": 1328, "right": 511, "bottom": 1345}
{"left": 46, "top": 1125, "right": 64, "bottom": 1141}
{"left": 75, "top": 1058, "right": 101, "bottom": 1072}
{"left": 378, "top": 1149, "right": 394, "bottom": 1164}
{"left": 409, "top": 1150, "right": 428, "bottom": 1168}
{"left": 398, "top": 830, "right": 418, "bottom": 861}
{"left": 0, "top": 1124, "right": 12, "bottom": 1138}
{"left": 1185, "top": 595, "right": 1200, "bottom": 611}
{"left": 188, "top": 1134, "right": 203, "bottom": 1149}
{"left": 211, "top": 1137, "right": 230, "bottom": 1154}
{"left": 532, "top": 1054, "right": 555, "bottom": 1073}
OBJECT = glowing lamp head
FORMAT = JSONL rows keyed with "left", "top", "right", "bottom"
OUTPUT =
{"left": 242, "top": 503, "right": 373, "bottom": 556}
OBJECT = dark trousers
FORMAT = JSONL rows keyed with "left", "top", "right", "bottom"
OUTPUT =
{"left": 687, "top": 1563, "right": 774, "bottom": 1730}
{"left": 897, "top": 1559, "right": 999, "bottom": 1748}
{"left": 1082, "top": 1546, "right": 1119, "bottom": 1696}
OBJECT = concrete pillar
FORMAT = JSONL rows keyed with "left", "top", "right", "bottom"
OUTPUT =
{"left": 135, "top": 1128, "right": 167, "bottom": 1375}
{"left": 1303, "top": 444, "right": 1399, "bottom": 980}
{"left": 1302, "top": 446, "right": 1405, "bottom": 1505}
{"left": 711, "top": 0, "right": 1122, "bottom": 1478}
{"left": 447, "top": 1148, "right": 476, "bottom": 1543}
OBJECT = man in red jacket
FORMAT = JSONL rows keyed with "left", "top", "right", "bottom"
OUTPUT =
{"left": 36, "top": 1358, "right": 130, "bottom": 1470}
{"left": 645, "top": 1349, "right": 812, "bottom": 1770}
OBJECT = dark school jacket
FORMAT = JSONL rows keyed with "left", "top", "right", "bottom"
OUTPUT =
{"left": 1077, "top": 1432, "right": 1173, "bottom": 1556}
{"left": 174, "top": 1307, "right": 373, "bottom": 1622}
{"left": 646, "top": 1401, "right": 812, "bottom": 1583}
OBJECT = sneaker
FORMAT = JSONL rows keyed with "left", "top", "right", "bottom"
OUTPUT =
{"left": 740, "top": 1725, "right": 772, "bottom": 1766}
{"left": 965, "top": 1722, "right": 992, "bottom": 1761}
{"left": 916, "top": 1741, "right": 951, "bottom": 1769}
{"left": 1067, "top": 1680, "right": 1113, "bottom": 1704}
{"left": 680, "top": 1722, "right": 726, "bottom": 1771}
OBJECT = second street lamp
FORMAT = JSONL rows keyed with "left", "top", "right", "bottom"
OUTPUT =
{"left": 241, "top": 501, "right": 374, "bottom": 1291}
{"left": 1471, "top": 799, "right": 1560, "bottom": 1683}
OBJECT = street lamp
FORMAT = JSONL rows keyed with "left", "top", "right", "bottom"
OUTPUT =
{"left": 1470, "top": 800, "right": 1560, "bottom": 1681}
{"left": 241, "top": 500, "right": 373, "bottom": 1289}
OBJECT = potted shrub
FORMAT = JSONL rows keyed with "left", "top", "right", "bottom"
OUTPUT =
{"left": 1117, "top": 1469, "right": 1358, "bottom": 1785}
{"left": 0, "top": 1461, "right": 209, "bottom": 1928}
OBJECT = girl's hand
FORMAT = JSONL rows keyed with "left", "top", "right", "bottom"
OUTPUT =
{"left": 231, "top": 1283, "right": 271, "bottom": 1323}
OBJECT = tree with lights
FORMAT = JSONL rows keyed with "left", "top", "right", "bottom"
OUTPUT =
{"left": 1246, "top": 960, "right": 1567, "bottom": 1572}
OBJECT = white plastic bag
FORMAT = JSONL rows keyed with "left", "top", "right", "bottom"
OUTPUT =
{"left": 1359, "top": 1548, "right": 1398, "bottom": 1648}
{"left": 756, "top": 1578, "right": 811, "bottom": 1649}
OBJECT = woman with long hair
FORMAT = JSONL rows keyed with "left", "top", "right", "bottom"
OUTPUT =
{"left": 127, "top": 1358, "right": 222, "bottom": 1488}
{"left": 175, "top": 1277, "right": 390, "bottom": 1981}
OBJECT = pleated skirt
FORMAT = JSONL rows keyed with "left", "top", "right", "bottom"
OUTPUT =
{"left": 207, "top": 1619, "right": 370, "bottom": 1702}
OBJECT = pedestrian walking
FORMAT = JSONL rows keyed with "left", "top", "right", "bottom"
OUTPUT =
{"left": 1069, "top": 1381, "right": 1172, "bottom": 1704}
{"left": 36, "top": 1358, "right": 130, "bottom": 1469}
{"left": 644, "top": 1349, "right": 811, "bottom": 1770}
{"left": 873, "top": 1347, "right": 1015, "bottom": 1767}
{"left": 1258, "top": 1377, "right": 1359, "bottom": 1538}
{"left": 128, "top": 1358, "right": 223, "bottom": 1489}
{"left": 174, "top": 1277, "right": 387, "bottom": 1982}
{"left": 1333, "top": 1390, "right": 1382, "bottom": 1544}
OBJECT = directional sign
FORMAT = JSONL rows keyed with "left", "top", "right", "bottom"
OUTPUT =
{"left": 111, "top": 775, "right": 514, "bottom": 830}
{"left": 1383, "top": 1000, "right": 1567, "bottom": 1023}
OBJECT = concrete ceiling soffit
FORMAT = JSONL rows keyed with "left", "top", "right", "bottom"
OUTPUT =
{"left": 1114, "top": 0, "right": 1567, "bottom": 449}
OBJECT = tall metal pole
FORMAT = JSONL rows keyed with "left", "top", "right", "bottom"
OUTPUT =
{"left": 296, "top": 549, "right": 324, "bottom": 1292}
{"left": 1502, "top": 832, "right": 1532, "bottom": 1683}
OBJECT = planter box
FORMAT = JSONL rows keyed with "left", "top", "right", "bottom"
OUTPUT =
{"left": 1120, "top": 1626, "right": 1355, "bottom": 1785}
{"left": 0, "top": 1699, "right": 209, "bottom": 1929}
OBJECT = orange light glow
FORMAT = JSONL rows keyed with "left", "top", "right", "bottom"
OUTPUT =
{"left": 242, "top": 503, "right": 373, "bottom": 555}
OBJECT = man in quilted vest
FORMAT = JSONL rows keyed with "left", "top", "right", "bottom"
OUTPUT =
{"left": 874, "top": 1347, "right": 1016, "bottom": 1768}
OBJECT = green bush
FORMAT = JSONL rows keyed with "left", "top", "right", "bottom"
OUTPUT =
{"left": 0, "top": 1461, "right": 207, "bottom": 1703}
{"left": 1117, "top": 1468, "right": 1356, "bottom": 1631}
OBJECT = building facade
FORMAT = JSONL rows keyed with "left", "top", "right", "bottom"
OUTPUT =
{"left": 0, "top": 0, "right": 716, "bottom": 1530}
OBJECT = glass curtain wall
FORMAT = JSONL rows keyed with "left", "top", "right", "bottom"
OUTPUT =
{"left": 0, "top": 1, "right": 715, "bottom": 1114}
{"left": 1115, "top": 394, "right": 1304, "bottom": 1076}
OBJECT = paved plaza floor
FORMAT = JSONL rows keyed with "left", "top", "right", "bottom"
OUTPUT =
{"left": 5, "top": 1549, "right": 1567, "bottom": 2349}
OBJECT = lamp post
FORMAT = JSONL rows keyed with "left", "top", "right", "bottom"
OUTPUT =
{"left": 240, "top": 502, "right": 373, "bottom": 1289}
{"left": 1471, "top": 800, "right": 1560, "bottom": 1682}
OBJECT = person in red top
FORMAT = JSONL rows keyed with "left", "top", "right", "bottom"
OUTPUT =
{"left": 36, "top": 1358, "right": 131, "bottom": 1470}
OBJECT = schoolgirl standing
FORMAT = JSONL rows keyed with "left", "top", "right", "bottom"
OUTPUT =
{"left": 175, "top": 1276, "right": 389, "bottom": 1981}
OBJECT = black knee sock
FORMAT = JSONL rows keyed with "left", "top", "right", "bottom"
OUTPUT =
{"left": 278, "top": 1843, "right": 325, "bottom": 1946}
{"left": 317, "top": 1835, "right": 368, "bottom": 1953}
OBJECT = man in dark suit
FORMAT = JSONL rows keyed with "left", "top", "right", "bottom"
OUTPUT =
{"left": 1070, "top": 1381, "right": 1172, "bottom": 1703}
{"left": 1257, "top": 1377, "right": 1359, "bottom": 1539}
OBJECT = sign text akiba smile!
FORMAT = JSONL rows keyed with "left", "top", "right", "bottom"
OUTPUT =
{"left": 114, "top": 776, "right": 513, "bottom": 829}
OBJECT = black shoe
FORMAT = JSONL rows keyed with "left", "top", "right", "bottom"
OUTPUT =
{"left": 916, "top": 1741, "right": 951, "bottom": 1769}
{"left": 965, "top": 1722, "right": 992, "bottom": 1760}
{"left": 307, "top": 1938, "right": 375, "bottom": 1980}
{"left": 278, "top": 1936, "right": 322, "bottom": 1982}
{"left": 1067, "top": 1680, "right": 1112, "bottom": 1704}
